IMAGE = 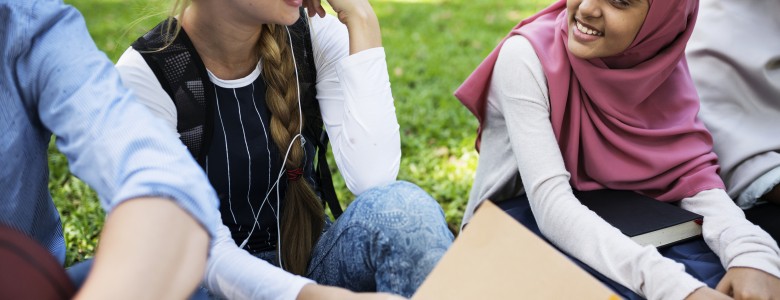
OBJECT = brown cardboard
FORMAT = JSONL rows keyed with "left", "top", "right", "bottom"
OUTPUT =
{"left": 413, "top": 201, "right": 620, "bottom": 300}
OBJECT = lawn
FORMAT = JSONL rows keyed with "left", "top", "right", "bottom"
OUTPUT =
{"left": 54, "top": 0, "right": 554, "bottom": 266}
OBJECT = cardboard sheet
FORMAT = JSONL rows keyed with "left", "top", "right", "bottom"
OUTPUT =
{"left": 413, "top": 201, "right": 620, "bottom": 300}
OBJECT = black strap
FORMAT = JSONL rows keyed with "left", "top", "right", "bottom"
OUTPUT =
{"left": 317, "top": 131, "right": 343, "bottom": 218}
{"left": 290, "top": 13, "right": 343, "bottom": 219}
{"left": 130, "top": 18, "right": 215, "bottom": 166}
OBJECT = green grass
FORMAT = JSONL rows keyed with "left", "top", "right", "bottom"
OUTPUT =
{"left": 54, "top": 0, "right": 553, "bottom": 266}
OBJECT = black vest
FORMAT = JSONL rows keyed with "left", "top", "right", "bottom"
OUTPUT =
{"left": 131, "top": 10, "right": 343, "bottom": 218}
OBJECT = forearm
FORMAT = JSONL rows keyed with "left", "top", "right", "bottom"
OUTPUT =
{"left": 205, "top": 224, "right": 313, "bottom": 300}
{"left": 312, "top": 15, "right": 399, "bottom": 195}
{"left": 526, "top": 176, "right": 703, "bottom": 299}
{"left": 343, "top": 12, "right": 381, "bottom": 54}
{"left": 75, "top": 197, "right": 209, "bottom": 300}
{"left": 330, "top": 48, "right": 400, "bottom": 194}
{"left": 680, "top": 189, "right": 780, "bottom": 277}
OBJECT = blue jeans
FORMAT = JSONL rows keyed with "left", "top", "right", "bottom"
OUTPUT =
{"left": 495, "top": 195, "right": 725, "bottom": 300}
{"left": 253, "top": 181, "right": 454, "bottom": 297}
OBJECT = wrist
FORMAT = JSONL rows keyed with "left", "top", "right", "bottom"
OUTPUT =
{"left": 343, "top": 11, "right": 380, "bottom": 36}
{"left": 344, "top": 15, "right": 382, "bottom": 54}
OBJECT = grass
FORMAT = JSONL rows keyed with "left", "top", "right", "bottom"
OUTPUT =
{"left": 54, "top": 0, "right": 553, "bottom": 266}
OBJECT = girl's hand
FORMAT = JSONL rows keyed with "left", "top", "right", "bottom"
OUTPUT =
{"left": 716, "top": 267, "right": 780, "bottom": 300}
{"left": 303, "top": 0, "right": 376, "bottom": 24}
{"left": 302, "top": 0, "right": 381, "bottom": 54}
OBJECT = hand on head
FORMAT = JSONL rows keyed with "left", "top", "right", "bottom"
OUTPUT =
{"left": 302, "top": 0, "right": 381, "bottom": 54}
{"left": 303, "top": 0, "right": 376, "bottom": 25}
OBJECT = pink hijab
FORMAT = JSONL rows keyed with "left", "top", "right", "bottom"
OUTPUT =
{"left": 455, "top": 0, "right": 724, "bottom": 201}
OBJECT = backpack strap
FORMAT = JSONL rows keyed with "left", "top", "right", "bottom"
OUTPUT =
{"left": 131, "top": 19, "right": 215, "bottom": 166}
{"left": 288, "top": 11, "right": 344, "bottom": 219}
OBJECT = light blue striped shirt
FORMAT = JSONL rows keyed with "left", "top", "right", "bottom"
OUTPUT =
{"left": 0, "top": 0, "right": 219, "bottom": 264}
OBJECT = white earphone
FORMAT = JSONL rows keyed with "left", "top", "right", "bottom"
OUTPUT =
{"left": 239, "top": 21, "right": 307, "bottom": 271}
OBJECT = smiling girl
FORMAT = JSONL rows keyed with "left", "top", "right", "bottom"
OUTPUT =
{"left": 456, "top": 0, "right": 780, "bottom": 299}
{"left": 114, "top": 0, "right": 453, "bottom": 299}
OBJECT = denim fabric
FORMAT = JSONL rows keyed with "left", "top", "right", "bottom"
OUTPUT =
{"left": 0, "top": 0, "right": 220, "bottom": 262}
{"left": 495, "top": 195, "right": 725, "bottom": 300}
{"left": 66, "top": 259, "right": 93, "bottom": 289}
{"left": 252, "top": 181, "right": 454, "bottom": 297}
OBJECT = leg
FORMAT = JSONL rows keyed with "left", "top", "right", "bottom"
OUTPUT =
{"left": 657, "top": 239, "right": 725, "bottom": 288}
{"left": 306, "top": 181, "right": 453, "bottom": 297}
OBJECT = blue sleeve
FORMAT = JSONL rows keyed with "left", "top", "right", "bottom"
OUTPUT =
{"left": 20, "top": 0, "right": 219, "bottom": 238}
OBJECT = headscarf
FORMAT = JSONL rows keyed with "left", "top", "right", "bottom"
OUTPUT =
{"left": 455, "top": 0, "right": 725, "bottom": 201}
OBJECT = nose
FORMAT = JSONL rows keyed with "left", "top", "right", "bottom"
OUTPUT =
{"left": 578, "top": 0, "right": 603, "bottom": 19}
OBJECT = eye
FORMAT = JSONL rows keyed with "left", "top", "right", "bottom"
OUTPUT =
{"left": 610, "top": 0, "right": 631, "bottom": 8}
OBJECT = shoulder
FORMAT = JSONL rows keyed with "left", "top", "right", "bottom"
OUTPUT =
{"left": 491, "top": 35, "right": 548, "bottom": 102}
{"left": 116, "top": 47, "right": 157, "bottom": 82}
{"left": 115, "top": 46, "right": 178, "bottom": 129}
{"left": 495, "top": 35, "right": 544, "bottom": 79}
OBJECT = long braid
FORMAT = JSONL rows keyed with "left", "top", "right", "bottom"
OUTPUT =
{"left": 258, "top": 24, "right": 324, "bottom": 276}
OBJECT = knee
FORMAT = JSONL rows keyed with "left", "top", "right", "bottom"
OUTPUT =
{"left": 356, "top": 181, "right": 442, "bottom": 214}
{"left": 347, "top": 181, "right": 445, "bottom": 227}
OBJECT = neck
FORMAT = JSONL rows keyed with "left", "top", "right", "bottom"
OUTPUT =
{"left": 181, "top": 4, "right": 263, "bottom": 80}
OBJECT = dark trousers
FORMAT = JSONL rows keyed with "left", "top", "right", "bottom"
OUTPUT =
{"left": 744, "top": 202, "right": 780, "bottom": 243}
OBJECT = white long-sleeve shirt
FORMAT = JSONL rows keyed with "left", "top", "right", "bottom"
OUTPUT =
{"left": 464, "top": 35, "right": 780, "bottom": 300}
{"left": 116, "top": 14, "right": 400, "bottom": 300}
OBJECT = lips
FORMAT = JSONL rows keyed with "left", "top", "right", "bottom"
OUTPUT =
{"left": 284, "top": 0, "right": 302, "bottom": 7}
{"left": 575, "top": 18, "right": 603, "bottom": 36}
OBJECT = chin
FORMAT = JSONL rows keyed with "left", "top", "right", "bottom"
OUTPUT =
{"left": 567, "top": 38, "right": 596, "bottom": 59}
{"left": 280, "top": 19, "right": 298, "bottom": 26}
{"left": 276, "top": 9, "right": 301, "bottom": 26}
{"left": 569, "top": 49, "right": 597, "bottom": 59}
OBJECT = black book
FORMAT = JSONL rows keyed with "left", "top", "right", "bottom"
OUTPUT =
{"left": 574, "top": 189, "right": 703, "bottom": 248}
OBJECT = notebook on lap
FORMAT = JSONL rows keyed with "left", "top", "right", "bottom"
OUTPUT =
{"left": 413, "top": 201, "right": 619, "bottom": 300}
